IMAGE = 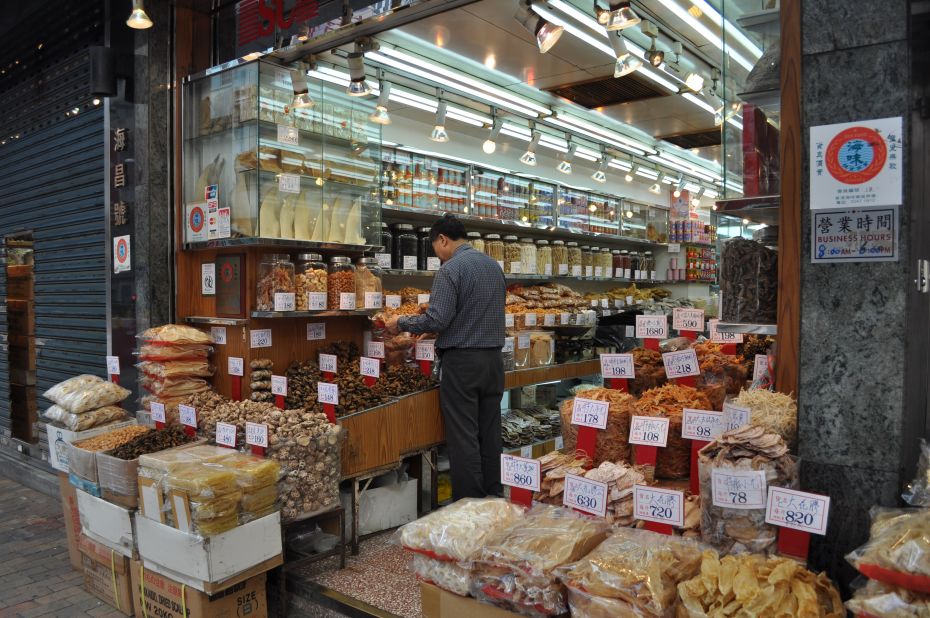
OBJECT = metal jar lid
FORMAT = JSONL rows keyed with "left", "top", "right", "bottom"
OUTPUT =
{"left": 330, "top": 256, "right": 351, "bottom": 265}
{"left": 297, "top": 253, "right": 323, "bottom": 262}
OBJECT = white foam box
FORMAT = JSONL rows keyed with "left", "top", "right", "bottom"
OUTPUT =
{"left": 46, "top": 419, "right": 137, "bottom": 472}
{"left": 135, "top": 511, "right": 283, "bottom": 592}
{"left": 76, "top": 489, "right": 137, "bottom": 558}
{"left": 340, "top": 477, "right": 418, "bottom": 537}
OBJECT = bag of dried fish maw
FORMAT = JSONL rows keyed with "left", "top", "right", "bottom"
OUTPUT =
{"left": 558, "top": 528, "right": 706, "bottom": 618}
{"left": 846, "top": 579, "right": 930, "bottom": 617}
{"left": 692, "top": 341, "right": 748, "bottom": 408}
{"left": 847, "top": 507, "right": 930, "bottom": 593}
{"left": 560, "top": 388, "right": 635, "bottom": 466}
{"left": 472, "top": 504, "right": 610, "bottom": 617}
{"left": 698, "top": 426, "right": 799, "bottom": 555}
{"left": 138, "top": 324, "right": 214, "bottom": 345}
{"left": 43, "top": 376, "right": 131, "bottom": 415}
{"left": 635, "top": 384, "right": 712, "bottom": 480}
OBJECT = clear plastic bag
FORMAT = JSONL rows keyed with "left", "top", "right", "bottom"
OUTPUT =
{"left": 216, "top": 453, "right": 282, "bottom": 490}
{"left": 43, "top": 375, "right": 104, "bottom": 406}
{"left": 846, "top": 578, "right": 930, "bottom": 617}
{"left": 847, "top": 508, "right": 930, "bottom": 593}
{"left": 190, "top": 490, "right": 242, "bottom": 520}
{"left": 904, "top": 440, "right": 930, "bottom": 507}
{"left": 720, "top": 237, "right": 777, "bottom": 324}
{"left": 411, "top": 554, "right": 474, "bottom": 597}
{"left": 138, "top": 324, "right": 213, "bottom": 345}
{"left": 43, "top": 404, "right": 126, "bottom": 431}
{"left": 164, "top": 463, "right": 238, "bottom": 500}
{"left": 136, "top": 360, "right": 214, "bottom": 379}
{"left": 138, "top": 343, "right": 212, "bottom": 362}
{"left": 45, "top": 380, "right": 130, "bottom": 414}
{"left": 240, "top": 483, "right": 278, "bottom": 512}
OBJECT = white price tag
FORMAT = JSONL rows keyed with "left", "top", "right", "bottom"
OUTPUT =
{"left": 415, "top": 340, "right": 435, "bottom": 361}
{"left": 629, "top": 415, "right": 670, "bottom": 447}
{"left": 517, "top": 333, "right": 531, "bottom": 350}
{"left": 662, "top": 349, "right": 700, "bottom": 379}
{"left": 364, "top": 292, "right": 383, "bottom": 309}
{"left": 673, "top": 308, "right": 705, "bottom": 332}
{"left": 560, "top": 312, "right": 571, "bottom": 325}
{"left": 712, "top": 469, "right": 767, "bottom": 509}
{"left": 201, "top": 263, "right": 216, "bottom": 295}
{"left": 308, "top": 292, "right": 326, "bottom": 311}
{"left": 339, "top": 292, "right": 357, "bottom": 311}
{"left": 614, "top": 299, "right": 624, "bottom": 309}
{"left": 417, "top": 294, "right": 431, "bottom": 305}
{"left": 709, "top": 319, "right": 743, "bottom": 344}
{"left": 603, "top": 310, "right": 612, "bottom": 316}
{"left": 317, "top": 382, "right": 339, "bottom": 405}
{"left": 385, "top": 295, "right": 401, "bottom": 309}
{"left": 614, "top": 268, "right": 623, "bottom": 278}
{"left": 572, "top": 265, "right": 582, "bottom": 277}
{"left": 600, "top": 298, "right": 609, "bottom": 309}
{"left": 591, "top": 300, "right": 598, "bottom": 308}
{"left": 510, "top": 262, "right": 522, "bottom": 274}
{"left": 505, "top": 314, "right": 515, "bottom": 328}
{"left": 319, "top": 353, "right": 338, "bottom": 374}
{"left": 277, "top": 124, "right": 299, "bottom": 146}
{"left": 558, "top": 263, "right": 568, "bottom": 275}
{"left": 765, "top": 487, "right": 831, "bottom": 536}
{"left": 271, "top": 375, "right": 287, "bottom": 396}
{"left": 427, "top": 257, "right": 441, "bottom": 271}
{"left": 585, "top": 266, "right": 593, "bottom": 277}
{"left": 375, "top": 253, "right": 392, "bottom": 269}
{"left": 245, "top": 422, "right": 269, "bottom": 448}
{"left": 403, "top": 256, "right": 417, "bottom": 270}
{"left": 668, "top": 243, "right": 681, "bottom": 253}
{"left": 594, "top": 267, "right": 603, "bottom": 278}
{"left": 634, "top": 485, "right": 685, "bottom": 527}
{"left": 636, "top": 315, "right": 668, "bottom": 339}
{"left": 626, "top": 295, "right": 634, "bottom": 305}
{"left": 227, "top": 357, "right": 244, "bottom": 376}
{"left": 215, "top": 422, "right": 237, "bottom": 448}
{"left": 306, "top": 322, "right": 326, "bottom": 340}
{"left": 106, "top": 356, "right": 120, "bottom": 375}
{"left": 544, "top": 264, "right": 552, "bottom": 276}
{"left": 600, "top": 353, "right": 635, "bottom": 378}
{"left": 250, "top": 329, "right": 272, "bottom": 348}
{"left": 520, "top": 445, "right": 532, "bottom": 458}
{"left": 279, "top": 173, "right": 300, "bottom": 194}
{"left": 555, "top": 436, "right": 564, "bottom": 450}
{"left": 360, "top": 357, "right": 380, "bottom": 379}
{"left": 524, "top": 313, "right": 537, "bottom": 327}
{"left": 179, "top": 405, "right": 197, "bottom": 428}
{"left": 497, "top": 260, "right": 504, "bottom": 270}
{"left": 753, "top": 354, "right": 770, "bottom": 383}
{"left": 650, "top": 271, "right": 657, "bottom": 280}
{"left": 500, "top": 454, "right": 541, "bottom": 492}
{"left": 149, "top": 402, "right": 165, "bottom": 424}
{"left": 274, "top": 292, "right": 296, "bottom": 312}
{"left": 682, "top": 409, "right": 725, "bottom": 441}
{"left": 571, "top": 397, "right": 609, "bottom": 430}
{"left": 366, "top": 341, "right": 385, "bottom": 359}
{"left": 502, "top": 337, "right": 515, "bottom": 354}
{"left": 543, "top": 314, "right": 556, "bottom": 327}
{"left": 723, "top": 401, "right": 752, "bottom": 432}
{"left": 563, "top": 473, "right": 608, "bottom": 517}
{"left": 210, "top": 326, "right": 227, "bottom": 345}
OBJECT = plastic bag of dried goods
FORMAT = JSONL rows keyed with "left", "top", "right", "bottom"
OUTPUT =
{"left": 164, "top": 463, "right": 238, "bottom": 500}
{"left": 848, "top": 507, "right": 930, "bottom": 593}
{"left": 136, "top": 360, "right": 214, "bottom": 379}
{"left": 846, "top": 578, "right": 930, "bottom": 617}
{"left": 138, "top": 324, "right": 213, "bottom": 345}
{"left": 43, "top": 375, "right": 104, "bottom": 406}
{"left": 138, "top": 343, "right": 213, "bottom": 362}
{"left": 47, "top": 380, "right": 131, "bottom": 415}
{"left": 44, "top": 405, "right": 127, "bottom": 431}
{"left": 411, "top": 554, "right": 474, "bottom": 597}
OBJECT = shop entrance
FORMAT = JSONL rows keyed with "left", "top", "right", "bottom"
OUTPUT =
{"left": 5, "top": 233, "right": 36, "bottom": 443}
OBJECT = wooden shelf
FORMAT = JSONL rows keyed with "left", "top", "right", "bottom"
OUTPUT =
{"left": 505, "top": 359, "right": 600, "bottom": 390}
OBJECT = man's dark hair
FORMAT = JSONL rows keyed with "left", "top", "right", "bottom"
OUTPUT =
{"left": 429, "top": 213, "right": 467, "bottom": 242}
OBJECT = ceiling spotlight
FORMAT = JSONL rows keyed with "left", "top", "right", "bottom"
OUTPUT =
{"left": 558, "top": 142, "right": 576, "bottom": 174}
{"left": 684, "top": 72, "right": 705, "bottom": 92}
{"left": 591, "top": 156, "right": 609, "bottom": 183}
{"left": 625, "top": 209, "right": 634, "bottom": 218}
{"left": 369, "top": 81, "right": 391, "bottom": 125}
{"left": 346, "top": 53, "right": 371, "bottom": 97}
{"left": 625, "top": 164, "right": 638, "bottom": 182}
{"left": 691, "top": 187, "right": 705, "bottom": 207}
{"left": 616, "top": 54, "right": 643, "bottom": 77}
{"left": 673, "top": 176, "right": 686, "bottom": 198}
{"left": 645, "top": 40, "right": 664, "bottom": 67}
{"left": 520, "top": 130, "right": 541, "bottom": 166}
{"left": 430, "top": 100, "right": 449, "bottom": 143}
{"left": 649, "top": 182, "right": 662, "bottom": 194}
{"left": 596, "top": 1, "right": 641, "bottom": 31}
{"left": 516, "top": 1, "right": 564, "bottom": 54}
{"left": 290, "top": 69, "right": 314, "bottom": 109}
{"left": 126, "top": 0, "right": 153, "bottom": 29}
{"left": 482, "top": 117, "right": 503, "bottom": 154}
{"left": 608, "top": 31, "right": 629, "bottom": 61}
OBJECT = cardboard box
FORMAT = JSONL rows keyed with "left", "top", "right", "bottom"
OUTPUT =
{"left": 46, "top": 419, "right": 137, "bottom": 472}
{"left": 135, "top": 511, "right": 283, "bottom": 592}
{"left": 340, "top": 476, "right": 418, "bottom": 537}
{"left": 58, "top": 471, "right": 83, "bottom": 570}
{"left": 67, "top": 441, "right": 100, "bottom": 484}
{"left": 80, "top": 536, "right": 134, "bottom": 616}
{"left": 96, "top": 451, "right": 139, "bottom": 509}
{"left": 77, "top": 489, "right": 136, "bottom": 558}
{"left": 130, "top": 560, "right": 268, "bottom": 618}
{"left": 420, "top": 583, "right": 522, "bottom": 618}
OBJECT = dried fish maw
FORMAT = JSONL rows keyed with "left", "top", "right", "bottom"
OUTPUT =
{"left": 278, "top": 193, "right": 296, "bottom": 239}
{"left": 259, "top": 188, "right": 282, "bottom": 237}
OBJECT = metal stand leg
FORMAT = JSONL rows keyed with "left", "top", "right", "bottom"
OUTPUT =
{"left": 351, "top": 477, "right": 360, "bottom": 556}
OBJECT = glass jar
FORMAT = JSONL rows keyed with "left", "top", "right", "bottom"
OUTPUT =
{"left": 643, "top": 251, "right": 655, "bottom": 280}
{"left": 581, "top": 246, "right": 594, "bottom": 277}
{"left": 536, "top": 240, "right": 552, "bottom": 277}
{"left": 256, "top": 253, "right": 295, "bottom": 312}
{"left": 503, "top": 235, "right": 522, "bottom": 274}
{"left": 393, "top": 224, "right": 418, "bottom": 271}
{"left": 467, "top": 231, "right": 484, "bottom": 253}
{"left": 375, "top": 223, "right": 393, "bottom": 270}
{"left": 355, "top": 257, "right": 384, "bottom": 310}
{"left": 296, "top": 253, "right": 327, "bottom": 311}
{"left": 328, "top": 256, "right": 357, "bottom": 311}
{"left": 418, "top": 227, "right": 439, "bottom": 271}
{"left": 599, "top": 248, "right": 612, "bottom": 278}
{"left": 519, "top": 238, "right": 537, "bottom": 275}
{"left": 620, "top": 250, "right": 631, "bottom": 279}
{"left": 567, "top": 241, "right": 582, "bottom": 277}
{"left": 611, "top": 250, "right": 623, "bottom": 279}
{"left": 630, "top": 251, "right": 641, "bottom": 281}
{"left": 552, "top": 240, "right": 568, "bottom": 276}
{"left": 485, "top": 233, "right": 504, "bottom": 267}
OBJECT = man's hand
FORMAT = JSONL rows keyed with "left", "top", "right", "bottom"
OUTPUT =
{"left": 384, "top": 314, "right": 401, "bottom": 335}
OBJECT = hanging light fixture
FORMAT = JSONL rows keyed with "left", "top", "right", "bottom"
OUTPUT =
{"left": 290, "top": 68, "right": 314, "bottom": 109}
{"left": 606, "top": 32, "right": 642, "bottom": 78}
{"left": 346, "top": 53, "right": 371, "bottom": 97}
{"left": 691, "top": 187, "right": 705, "bottom": 207}
{"left": 520, "top": 130, "right": 541, "bottom": 166}
{"left": 596, "top": 1, "right": 641, "bottom": 31}
{"left": 516, "top": 1, "right": 564, "bottom": 53}
{"left": 430, "top": 100, "right": 449, "bottom": 143}
{"left": 625, "top": 164, "right": 638, "bottom": 182}
{"left": 557, "top": 141, "right": 576, "bottom": 174}
{"left": 648, "top": 182, "right": 662, "bottom": 194}
{"left": 673, "top": 176, "right": 686, "bottom": 198}
{"left": 126, "top": 0, "right": 153, "bottom": 29}
{"left": 369, "top": 81, "right": 391, "bottom": 125}
{"left": 591, "top": 153, "right": 609, "bottom": 183}
{"left": 482, "top": 117, "right": 503, "bottom": 154}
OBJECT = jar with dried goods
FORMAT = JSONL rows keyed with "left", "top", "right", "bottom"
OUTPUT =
{"left": 328, "top": 256, "right": 356, "bottom": 311}
{"left": 535, "top": 240, "right": 552, "bottom": 276}
{"left": 467, "top": 232, "right": 484, "bottom": 254}
{"left": 418, "top": 227, "right": 439, "bottom": 271}
{"left": 581, "top": 246, "right": 594, "bottom": 277}
{"left": 393, "top": 223, "right": 418, "bottom": 271}
{"left": 375, "top": 223, "right": 393, "bottom": 269}
{"left": 552, "top": 240, "right": 568, "bottom": 276}
{"left": 485, "top": 234, "right": 504, "bottom": 267}
{"left": 256, "top": 254, "right": 295, "bottom": 312}
{"left": 519, "top": 238, "right": 537, "bottom": 275}
{"left": 503, "top": 235, "right": 522, "bottom": 274}
{"left": 355, "top": 257, "right": 383, "bottom": 310}
{"left": 567, "top": 242, "right": 582, "bottom": 276}
{"left": 296, "top": 253, "right": 327, "bottom": 311}
{"left": 598, "top": 248, "right": 612, "bottom": 278}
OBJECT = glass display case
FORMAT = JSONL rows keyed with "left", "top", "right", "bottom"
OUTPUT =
{"left": 620, "top": 201, "right": 648, "bottom": 240}
{"left": 381, "top": 149, "right": 469, "bottom": 214}
{"left": 557, "top": 187, "right": 619, "bottom": 236}
{"left": 645, "top": 206, "right": 669, "bottom": 243}
{"left": 498, "top": 175, "right": 555, "bottom": 227}
{"left": 182, "top": 60, "right": 382, "bottom": 247}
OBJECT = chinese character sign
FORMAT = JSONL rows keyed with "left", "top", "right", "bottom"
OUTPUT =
{"left": 810, "top": 117, "right": 902, "bottom": 209}
{"left": 812, "top": 206, "right": 898, "bottom": 263}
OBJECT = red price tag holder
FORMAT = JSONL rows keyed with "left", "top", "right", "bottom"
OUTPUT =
{"left": 682, "top": 409, "right": 724, "bottom": 495}
{"left": 179, "top": 404, "right": 197, "bottom": 438}
{"left": 246, "top": 421, "right": 269, "bottom": 457}
{"left": 416, "top": 340, "right": 435, "bottom": 377}
{"left": 629, "top": 415, "right": 670, "bottom": 473}
{"left": 570, "top": 398, "right": 609, "bottom": 463}
{"left": 228, "top": 357, "right": 244, "bottom": 402}
{"left": 501, "top": 454, "right": 540, "bottom": 508}
{"left": 271, "top": 375, "right": 287, "bottom": 410}
{"left": 765, "top": 487, "right": 830, "bottom": 562}
{"left": 600, "top": 353, "right": 633, "bottom": 393}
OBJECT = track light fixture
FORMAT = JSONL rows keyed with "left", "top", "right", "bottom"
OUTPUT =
{"left": 369, "top": 80, "right": 391, "bottom": 124}
{"left": 482, "top": 117, "right": 503, "bottom": 154}
{"left": 346, "top": 53, "right": 371, "bottom": 97}
{"left": 126, "top": 0, "right": 153, "bottom": 29}
{"left": 558, "top": 141, "right": 576, "bottom": 174}
{"left": 520, "top": 130, "right": 541, "bottom": 166}
{"left": 430, "top": 100, "right": 449, "bottom": 143}
{"left": 649, "top": 182, "right": 662, "bottom": 194}
{"left": 691, "top": 187, "right": 705, "bottom": 207}
{"left": 673, "top": 176, "right": 686, "bottom": 198}
{"left": 606, "top": 32, "right": 642, "bottom": 77}
{"left": 591, "top": 153, "right": 609, "bottom": 183}
{"left": 625, "top": 164, "right": 638, "bottom": 182}
{"left": 516, "top": 1, "right": 564, "bottom": 54}
{"left": 646, "top": 40, "right": 664, "bottom": 67}
{"left": 684, "top": 72, "right": 705, "bottom": 92}
{"left": 290, "top": 68, "right": 314, "bottom": 109}
{"left": 595, "top": 1, "right": 641, "bottom": 31}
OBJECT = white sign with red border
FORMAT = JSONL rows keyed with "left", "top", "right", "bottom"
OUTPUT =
{"left": 563, "top": 474, "right": 608, "bottom": 517}
{"left": 500, "top": 455, "right": 541, "bottom": 492}
{"left": 629, "top": 416, "right": 670, "bottom": 447}
{"left": 662, "top": 349, "right": 700, "bottom": 379}
{"left": 600, "top": 353, "right": 635, "bottom": 379}
{"left": 571, "top": 398, "right": 609, "bottom": 430}
{"left": 636, "top": 315, "right": 668, "bottom": 339}
{"left": 765, "top": 487, "right": 830, "bottom": 536}
{"left": 633, "top": 485, "right": 685, "bottom": 527}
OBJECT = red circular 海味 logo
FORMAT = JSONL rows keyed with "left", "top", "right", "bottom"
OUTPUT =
{"left": 825, "top": 126, "right": 887, "bottom": 184}
{"left": 189, "top": 206, "right": 205, "bottom": 233}
{"left": 221, "top": 262, "right": 235, "bottom": 283}
{"left": 116, "top": 238, "right": 129, "bottom": 264}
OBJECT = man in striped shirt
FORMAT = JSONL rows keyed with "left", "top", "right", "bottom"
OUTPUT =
{"left": 385, "top": 214, "right": 506, "bottom": 499}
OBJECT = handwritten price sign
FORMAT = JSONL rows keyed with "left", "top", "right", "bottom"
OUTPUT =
{"left": 366, "top": 341, "right": 385, "bottom": 359}
{"left": 179, "top": 405, "right": 197, "bottom": 429}
{"left": 524, "top": 313, "right": 537, "bottom": 327}
{"left": 106, "top": 356, "right": 120, "bottom": 375}
{"left": 317, "top": 382, "right": 339, "bottom": 405}
{"left": 682, "top": 409, "right": 725, "bottom": 441}
{"left": 673, "top": 308, "right": 705, "bottom": 331}
{"left": 149, "top": 402, "right": 166, "bottom": 424}
{"left": 711, "top": 469, "right": 767, "bottom": 510}
{"left": 307, "top": 322, "right": 326, "bottom": 340}
{"left": 250, "top": 329, "right": 272, "bottom": 348}
{"left": 600, "top": 353, "right": 635, "bottom": 378}
{"left": 753, "top": 354, "right": 770, "bottom": 382}
{"left": 385, "top": 295, "right": 401, "bottom": 309}
{"left": 500, "top": 455, "right": 541, "bottom": 492}
{"left": 662, "top": 349, "right": 700, "bottom": 379}
{"left": 271, "top": 375, "right": 287, "bottom": 397}
{"left": 245, "top": 422, "right": 269, "bottom": 448}
{"left": 415, "top": 340, "right": 435, "bottom": 361}
{"left": 633, "top": 485, "right": 684, "bottom": 527}
{"left": 636, "top": 315, "right": 668, "bottom": 339}
{"left": 215, "top": 422, "right": 237, "bottom": 447}
{"left": 228, "top": 357, "right": 244, "bottom": 377}
{"left": 319, "top": 354, "right": 338, "bottom": 374}
{"left": 571, "top": 398, "right": 610, "bottom": 430}
{"left": 544, "top": 313, "right": 556, "bottom": 327}
{"left": 564, "top": 474, "right": 608, "bottom": 517}
{"left": 360, "top": 357, "right": 380, "bottom": 379}
{"left": 709, "top": 319, "right": 743, "bottom": 344}
{"left": 723, "top": 401, "right": 752, "bottom": 432}
{"left": 629, "top": 416, "right": 670, "bottom": 447}
{"left": 765, "top": 487, "right": 830, "bottom": 535}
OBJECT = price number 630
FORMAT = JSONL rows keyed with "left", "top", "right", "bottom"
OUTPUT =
{"left": 576, "top": 494, "right": 599, "bottom": 509}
